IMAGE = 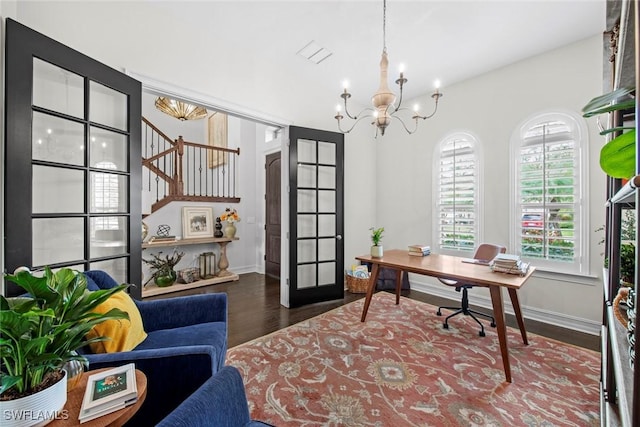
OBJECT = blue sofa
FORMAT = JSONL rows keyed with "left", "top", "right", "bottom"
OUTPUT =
{"left": 157, "top": 366, "right": 273, "bottom": 427}
{"left": 82, "top": 270, "right": 229, "bottom": 426}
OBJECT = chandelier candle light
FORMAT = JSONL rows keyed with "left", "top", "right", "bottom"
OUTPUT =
{"left": 335, "top": 0, "right": 442, "bottom": 136}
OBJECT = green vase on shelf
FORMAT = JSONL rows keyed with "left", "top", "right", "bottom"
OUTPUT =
{"left": 154, "top": 270, "right": 177, "bottom": 287}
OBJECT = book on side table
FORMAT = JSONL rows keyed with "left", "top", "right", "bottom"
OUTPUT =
{"left": 79, "top": 363, "right": 138, "bottom": 423}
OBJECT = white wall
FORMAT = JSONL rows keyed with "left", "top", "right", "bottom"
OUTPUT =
{"left": 375, "top": 36, "right": 605, "bottom": 333}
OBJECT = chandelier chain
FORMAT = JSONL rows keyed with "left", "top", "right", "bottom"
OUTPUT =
{"left": 382, "top": 0, "right": 387, "bottom": 52}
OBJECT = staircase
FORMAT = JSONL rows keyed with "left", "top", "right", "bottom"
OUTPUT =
{"left": 142, "top": 117, "right": 241, "bottom": 212}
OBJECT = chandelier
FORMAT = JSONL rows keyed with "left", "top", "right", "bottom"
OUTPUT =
{"left": 155, "top": 97, "right": 208, "bottom": 121}
{"left": 334, "top": 0, "right": 442, "bottom": 137}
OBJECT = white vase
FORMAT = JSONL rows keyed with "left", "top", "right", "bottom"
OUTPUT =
{"left": 0, "top": 371, "right": 67, "bottom": 427}
{"left": 371, "top": 245, "right": 383, "bottom": 258}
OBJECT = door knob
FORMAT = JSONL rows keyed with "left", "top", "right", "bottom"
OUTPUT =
{"left": 336, "top": 235, "right": 342, "bottom": 240}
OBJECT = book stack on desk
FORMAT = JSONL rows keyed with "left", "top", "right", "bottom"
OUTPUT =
{"left": 408, "top": 245, "right": 431, "bottom": 256}
{"left": 490, "top": 254, "right": 530, "bottom": 276}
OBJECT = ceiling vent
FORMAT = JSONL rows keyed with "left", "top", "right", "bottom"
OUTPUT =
{"left": 297, "top": 40, "right": 332, "bottom": 64}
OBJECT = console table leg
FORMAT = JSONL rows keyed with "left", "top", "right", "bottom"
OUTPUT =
{"left": 217, "top": 241, "right": 232, "bottom": 277}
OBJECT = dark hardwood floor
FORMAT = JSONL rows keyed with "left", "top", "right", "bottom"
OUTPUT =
{"left": 147, "top": 272, "right": 600, "bottom": 351}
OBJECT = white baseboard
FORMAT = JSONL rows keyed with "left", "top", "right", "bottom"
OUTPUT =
{"left": 409, "top": 280, "right": 601, "bottom": 336}
{"left": 231, "top": 265, "right": 261, "bottom": 275}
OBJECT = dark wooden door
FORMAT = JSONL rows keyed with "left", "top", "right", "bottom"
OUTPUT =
{"left": 4, "top": 19, "right": 142, "bottom": 297}
{"left": 265, "top": 151, "right": 281, "bottom": 279}
{"left": 288, "top": 126, "right": 344, "bottom": 308}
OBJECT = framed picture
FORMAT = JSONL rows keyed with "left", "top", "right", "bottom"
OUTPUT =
{"left": 182, "top": 206, "right": 214, "bottom": 239}
{"left": 207, "top": 112, "right": 228, "bottom": 168}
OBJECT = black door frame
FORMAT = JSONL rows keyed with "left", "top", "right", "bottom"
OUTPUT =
{"left": 288, "top": 125, "right": 344, "bottom": 307}
{"left": 4, "top": 19, "right": 142, "bottom": 297}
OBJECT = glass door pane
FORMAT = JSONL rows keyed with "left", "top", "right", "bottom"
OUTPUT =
{"left": 33, "top": 58, "right": 84, "bottom": 118}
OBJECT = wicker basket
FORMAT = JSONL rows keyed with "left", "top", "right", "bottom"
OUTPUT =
{"left": 346, "top": 274, "right": 370, "bottom": 294}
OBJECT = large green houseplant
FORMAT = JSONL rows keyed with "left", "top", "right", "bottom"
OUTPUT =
{"left": 0, "top": 267, "right": 129, "bottom": 403}
{"left": 582, "top": 86, "right": 636, "bottom": 179}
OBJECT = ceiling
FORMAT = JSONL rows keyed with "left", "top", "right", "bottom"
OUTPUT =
{"left": 152, "top": 0, "right": 607, "bottom": 108}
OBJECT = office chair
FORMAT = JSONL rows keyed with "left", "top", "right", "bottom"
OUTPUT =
{"left": 436, "top": 243, "right": 506, "bottom": 337}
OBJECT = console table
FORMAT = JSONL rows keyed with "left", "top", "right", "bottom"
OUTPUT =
{"left": 141, "top": 237, "right": 240, "bottom": 298}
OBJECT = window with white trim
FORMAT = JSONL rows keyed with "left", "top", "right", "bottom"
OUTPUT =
{"left": 92, "top": 161, "right": 120, "bottom": 231}
{"left": 513, "top": 112, "right": 588, "bottom": 274}
{"left": 434, "top": 133, "right": 480, "bottom": 253}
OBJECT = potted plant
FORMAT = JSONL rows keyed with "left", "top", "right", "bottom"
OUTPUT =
{"left": 596, "top": 210, "right": 636, "bottom": 287}
{"left": 620, "top": 209, "right": 636, "bottom": 287}
{"left": 0, "top": 267, "right": 129, "bottom": 426}
{"left": 582, "top": 86, "right": 636, "bottom": 179}
{"left": 143, "top": 250, "right": 185, "bottom": 287}
{"left": 370, "top": 227, "right": 385, "bottom": 258}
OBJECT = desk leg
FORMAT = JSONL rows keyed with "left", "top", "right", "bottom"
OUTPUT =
{"left": 394, "top": 269, "right": 402, "bottom": 305}
{"left": 489, "top": 285, "right": 511, "bottom": 383}
{"left": 508, "top": 288, "right": 528, "bottom": 345}
{"left": 361, "top": 264, "right": 380, "bottom": 322}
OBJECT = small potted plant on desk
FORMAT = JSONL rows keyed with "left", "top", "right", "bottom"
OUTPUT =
{"left": 143, "top": 250, "right": 185, "bottom": 287}
{"left": 370, "top": 227, "right": 384, "bottom": 258}
{"left": 0, "top": 267, "right": 129, "bottom": 427}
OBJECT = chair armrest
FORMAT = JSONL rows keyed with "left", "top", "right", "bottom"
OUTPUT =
{"left": 158, "top": 366, "right": 273, "bottom": 427}
{"left": 136, "top": 293, "right": 227, "bottom": 332}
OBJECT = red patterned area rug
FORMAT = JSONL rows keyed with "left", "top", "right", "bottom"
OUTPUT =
{"left": 226, "top": 292, "right": 599, "bottom": 426}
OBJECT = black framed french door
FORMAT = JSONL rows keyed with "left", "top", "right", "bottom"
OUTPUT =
{"left": 288, "top": 126, "right": 344, "bottom": 307}
{"left": 4, "top": 19, "right": 142, "bottom": 297}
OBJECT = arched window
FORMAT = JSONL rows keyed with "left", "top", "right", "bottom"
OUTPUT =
{"left": 511, "top": 111, "right": 588, "bottom": 274}
{"left": 433, "top": 132, "right": 481, "bottom": 254}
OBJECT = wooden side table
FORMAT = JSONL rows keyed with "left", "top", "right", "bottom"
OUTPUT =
{"left": 50, "top": 368, "right": 147, "bottom": 427}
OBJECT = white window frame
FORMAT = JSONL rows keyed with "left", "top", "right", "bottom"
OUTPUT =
{"left": 510, "top": 110, "right": 589, "bottom": 275}
{"left": 92, "top": 161, "right": 120, "bottom": 232}
{"left": 432, "top": 131, "right": 483, "bottom": 256}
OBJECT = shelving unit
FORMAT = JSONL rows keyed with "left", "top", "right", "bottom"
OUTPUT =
{"left": 141, "top": 236, "right": 239, "bottom": 298}
{"left": 600, "top": 1, "right": 638, "bottom": 425}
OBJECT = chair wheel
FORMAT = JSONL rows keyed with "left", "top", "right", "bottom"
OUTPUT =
{"left": 436, "top": 310, "right": 442, "bottom": 316}
{"left": 479, "top": 331, "right": 486, "bottom": 337}
{"left": 490, "top": 321, "right": 496, "bottom": 327}
{"left": 443, "top": 323, "right": 449, "bottom": 329}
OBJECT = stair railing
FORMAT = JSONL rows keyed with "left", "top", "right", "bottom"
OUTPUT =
{"left": 142, "top": 117, "right": 241, "bottom": 212}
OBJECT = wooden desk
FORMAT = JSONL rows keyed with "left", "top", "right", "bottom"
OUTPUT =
{"left": 356, "top": 249, "right": 535, "bottom": 383}
{"left": 50, "top": 369, "right": 147, "bottom": 427}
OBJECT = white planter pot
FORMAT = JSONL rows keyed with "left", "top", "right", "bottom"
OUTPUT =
{"left": 371, "top": 245, "right": 383, "bottom": 258}
{"left": 0, "top": 371, "right": 67, "bottom": 427}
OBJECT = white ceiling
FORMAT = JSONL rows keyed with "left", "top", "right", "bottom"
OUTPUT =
{"left": 152, "top": 0, "right": 606, "bottom": 108}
